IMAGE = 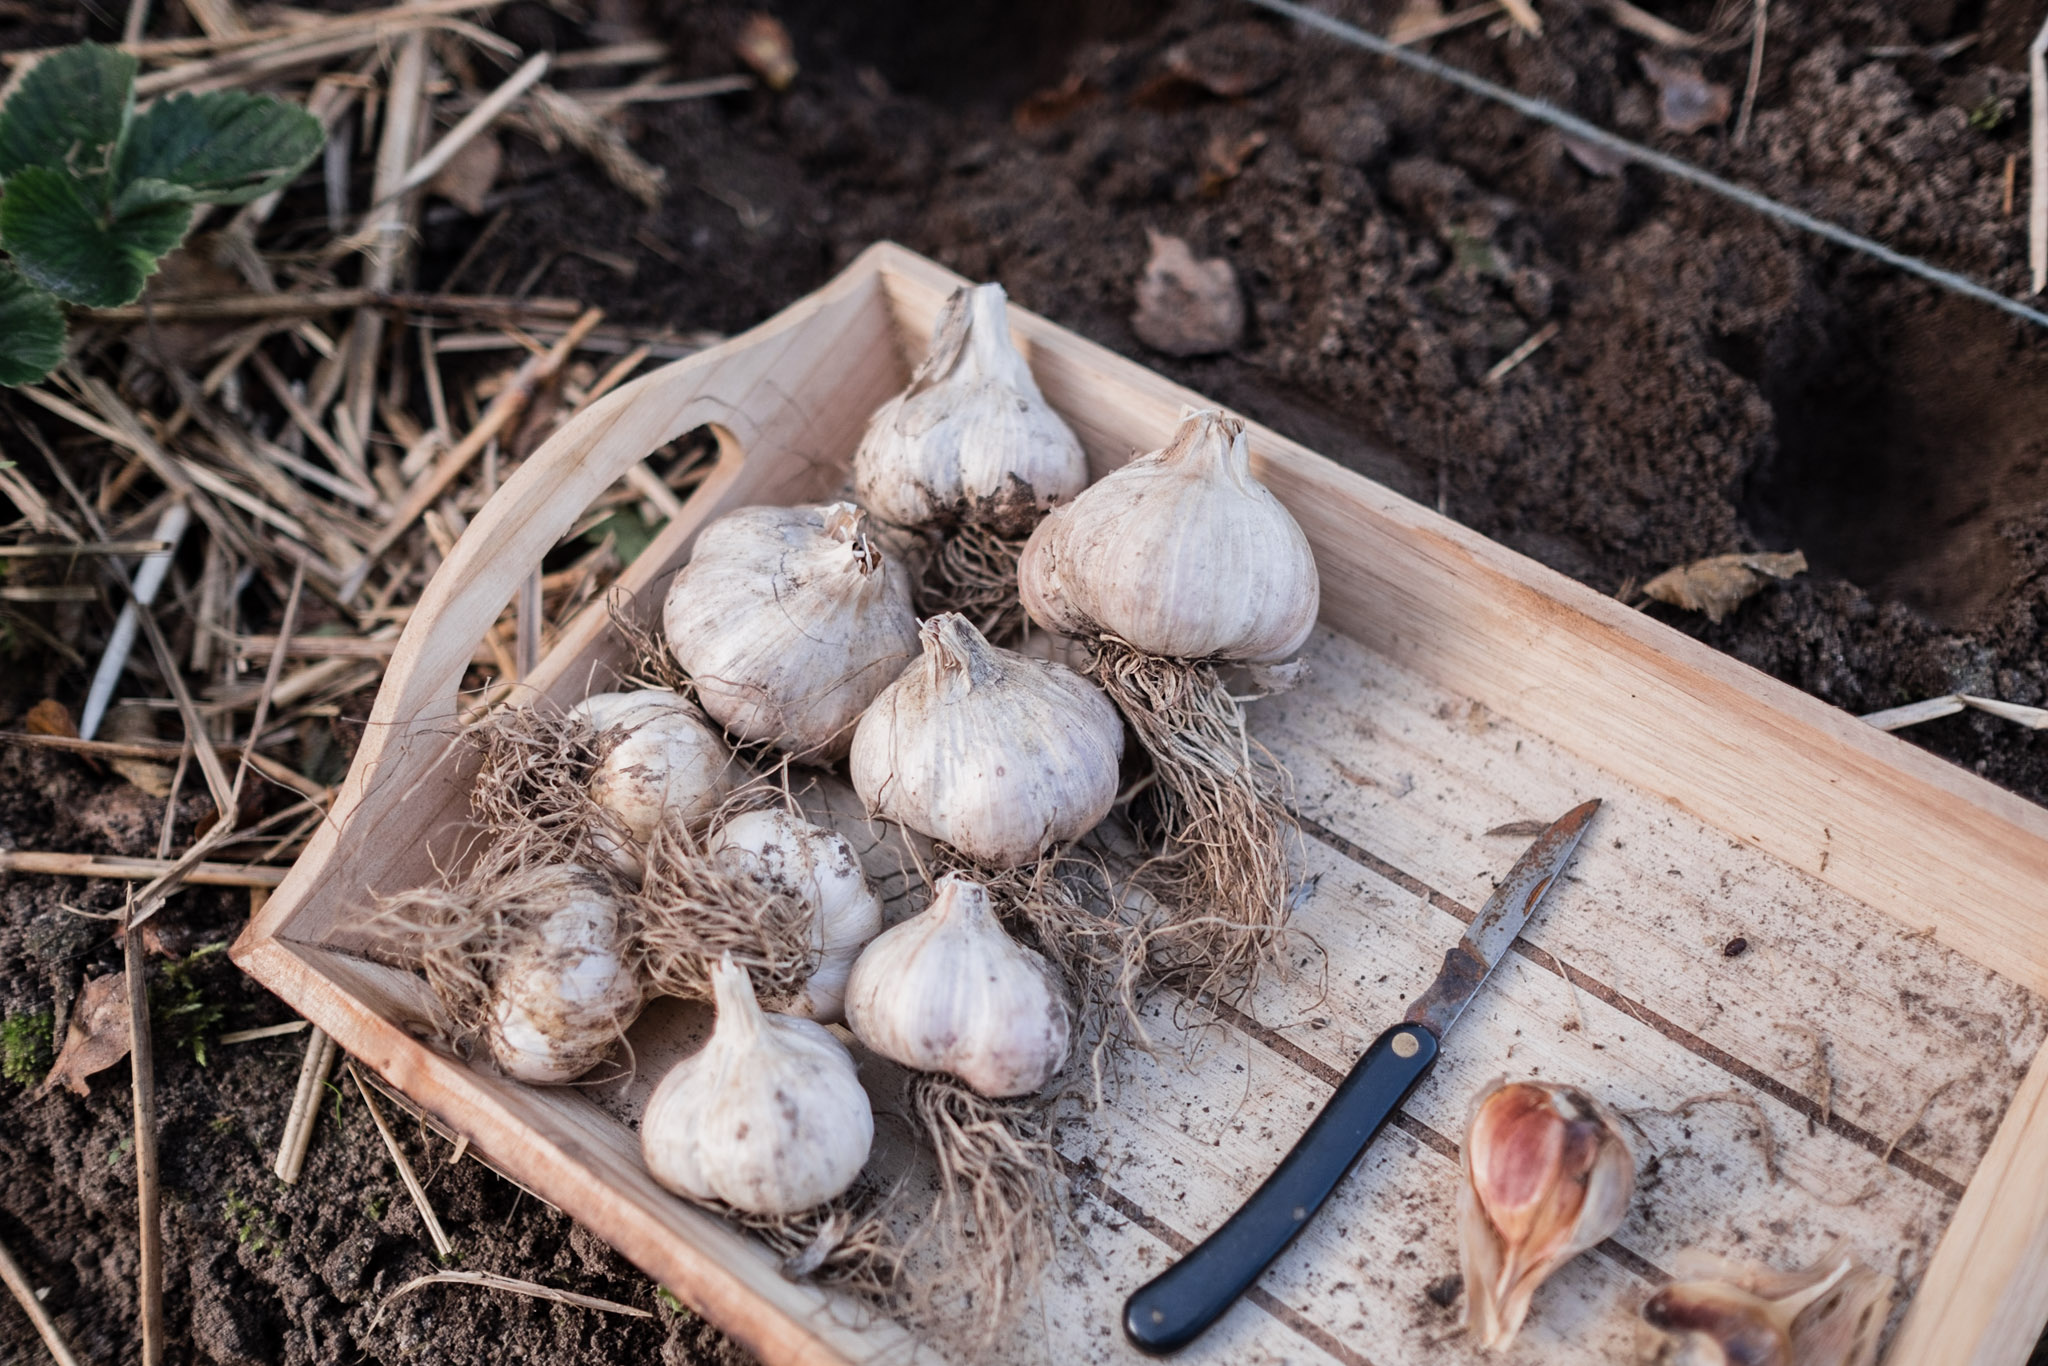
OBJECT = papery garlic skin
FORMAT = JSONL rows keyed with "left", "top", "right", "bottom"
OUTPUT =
{"left": 487, "top": 866, "right": 643, "bottom": 1083}
{"left": 641, "top": 956, "right": 874, "bottom": 1215}
{"left": 844, "top": 875, "right": 1071, "bottom": 1097}
{"left": 1459, "top": 1078, "right": 1635, "bottom": 1351}
{"left": 573, "top": 690, "right": 733, "bottom": 879}
{"left": 1019, "top": 408, "right": 1318, "bottom": 662}
{"left": 1639, "top": 1252, "right": 1890, "bottom": 1366}
{"left": 664, "top": 503, "right": 920, "bottom": 762}
{"left": 849, "top": 613, "right": 1123, "bottom": 869}
{"left": 854, "top": 283, "right": 1087, "bottom": 537}
{"left": 708, "top": 808, "right": 884, "bottom": 1023}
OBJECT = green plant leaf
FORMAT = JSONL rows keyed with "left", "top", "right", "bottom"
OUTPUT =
{"left": 0, "top": 265, "right": 66, "bottom": 386}
{"left": 115, "top": 91, "right": 323, "bottom": 205}
{"left": 0, "top": 165, "right": 190, "bottom": 307}
{"left": 0, "top": 44, "right": 136, "bottom": 184}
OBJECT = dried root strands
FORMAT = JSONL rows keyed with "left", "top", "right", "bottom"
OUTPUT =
{"left": 1019, "top": 409, "right": 1321, "bottom": 990}
{"left": 1639, "top": 1250, "right": 1893, "bottom": 1366}
{"left": 573, "top": 689, "right": 733, "bottom": 880}
{"left": 726, "top": 1181, "right": 908, "bottom": 1297}
{"left": 855, "top": 282, "right": 1087, "bottom": 539}
{"left": 375, "top": 854, "right": 643, "bottom": 1084}
{"left": 905, "top": 1071, "right": 1066, "bottom": 1350}
{"left": 845, "top": 875, "right": 1073, "bottom": 1098}
{"left": 916, "top": 519, "right": 1033, "bottom": 645}
{"left": 706, "top": 807, "right": 883, "bottom": 1023}
{"left": 664, "top": 502, "right": 920, "bottom": 763}
{"left": 464, "top": 701, "right": 606, "bottom": 861}
{"left": 850, "top": 612, "right": 1124, "bottom": 871}
{"left": 641, "top": 956, "right": 874, "bottom": 1216}
{"left": 1459, "top": 1078, "right": 1635, "bottom": 1351}
{"left": 631, "top": 814, "right": 818, "bottom": 1010}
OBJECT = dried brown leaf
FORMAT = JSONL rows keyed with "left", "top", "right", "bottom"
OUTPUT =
{"left": 37, "top": 972, "right": 130, "bottom": 1097}
{"left": 1131, "top": 230, "right": 1244, "bottom": 357}
{"left": 1639, "top": 53, "right": 1732, "bottom": 134}
{"left": 24, "top": 698, "right": 76, "bottom": 738}
{"left": 427, "top": 134, "right": 501, "bottom": 216}
{"left": 1641, "top": 550, "right": 1806, "bottom": 623}
{"left": 1163, "top": 21, "right": 1290, "bottom": 98}
{"left": 734, "top": 14, "right": 797, "bottom": 91}
{"left": 1013, "top": 73, "right": 1097, "bottom": 132}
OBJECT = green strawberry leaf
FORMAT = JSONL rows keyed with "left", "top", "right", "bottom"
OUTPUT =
{"left": 115, "top": 90, "right": 323, "bottom": 205}
{"left": 0, "top": 264, "right": 66, "bottom": 386}
{"left": 0, "top": 44, "right": 136, "bottom": 185}
{"left": 0, "top": 165, "right": 190, "bottom": 307}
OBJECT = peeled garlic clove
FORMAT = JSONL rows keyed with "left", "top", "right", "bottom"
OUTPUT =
{"left": 854, "top": 282, "right": 1088, "bottom": 537}
{"left": 844, "top": 874, "right": 1071, "bottom": 1097}
{"left": 641, "top": 955, "right": 874, "bottom": 1215}
{"left": 1639, "top": 1252, "right": 1891, "bottom": 1366}
{"left": 577, "top": 690, "right": 733, "bottom": 880}
{"left": 1019, "top": 408, "right": 1319, "bottom": 662}
{"left": 487, "top": 865, "right": 643, "bottom": 1083}
{"left": 1458, "top": 1078, "right": 1635, "bottom": 1351}
{"left": 708, "top": 808, "right": 883, "bottom": 1023}
{"left": 849, "top": 612, "right": 1123, "bottom": 869}
{"left": 665, "top": 503, "right": 921, "bottom": 762}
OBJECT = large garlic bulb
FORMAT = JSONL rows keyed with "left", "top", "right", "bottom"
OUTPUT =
{"left": 854, "top": 282, "right": 1087, "bottom": 536}
{"left": 570, "top": 689, "right": 732, "bottom": 879}
{"left": 1459, "top": 1078, "right": 1635, "bottom": 1351}
{"left": 664, "top": 503, "right": 920, "bottom": 762}
{"left": 486, "top": 865, "right": 643, "bottom": 1083}
{"left": 707, "top": 808, "right": 883, "bottom": 1023}
{"left": 849, "top": 612, "right": 1123, "bottom": 869}
{"left": 844, "top": 875, "right": 1071, "bottom": 1097}
{"left": 641, "top": 956, "right": 874, "bottom": 1215}
{"left": 1019, "top": 409, "right": 1318, "bottom": 662}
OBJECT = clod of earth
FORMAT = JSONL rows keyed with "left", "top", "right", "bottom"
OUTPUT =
{"left": 1639, "top": 53, "right": 1734, "bottom": 135}
{"left": 1131, "top": 230, "right": 1244, "bottom": 357}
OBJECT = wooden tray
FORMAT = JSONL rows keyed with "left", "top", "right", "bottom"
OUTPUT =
{"left": 232, "top": 242, "right": 2048, "bottom": 1366}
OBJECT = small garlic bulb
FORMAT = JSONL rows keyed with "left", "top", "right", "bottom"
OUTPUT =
{"left": 844, "top": 875, "right": 1070, "bottom": 1097}
{"left": 571, "top": 689, "right": 732, "bottom": 879}
{"left": 854, "top": 282, "right": 1087, "bottom": 536}
{"left": 641, "top": 956, "right": 874, "bottom": 1215}
{"left": 664, "top": 503, "right": 920, "bottom": 762}
{"left": 1640, "top": 1251, "right": 1892, "bottom": 1366}
{"left": 1019, "top": 408, "right": 1319, "bottom": 662}
{"left": 1458, "top": 1078, "right": 1635, "bottom": 1351}
{"left": 707, "top": 808, "right": 884, "bottom": 1023}
{"left": 487, "top": 865, "right": 643, "bottom": 1083}
{"left": 849, "top": 612, "right": 1124, "bottom": 869}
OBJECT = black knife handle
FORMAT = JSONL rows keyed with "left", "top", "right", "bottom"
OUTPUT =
{"left": 1121, "top": 1022, "right": 1440, "bottom": 1355}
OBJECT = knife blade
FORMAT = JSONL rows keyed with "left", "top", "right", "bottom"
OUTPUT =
{"left": 1121, "top": 798, "right": 1602, "bottom": 1355}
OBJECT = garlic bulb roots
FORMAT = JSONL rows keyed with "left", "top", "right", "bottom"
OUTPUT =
{"left": 1458, "top": 1077, "right": 1635, "bottom": 1351}
{"left": 849, "top": 612, "right": 1123, "bottom": 869}
{"left": 708, "top": 808, "right": 883, "bottom": 1023}
{"left": 642, "top": 956, "right": 874, "bottom": 1215}
{"left": 855, "top": 283, "right": 1087, "bottom": 537}
{"left": 664, "top": 503, "right": 920, "bottom": 762}
{"left": 1639, "top": 1250, "right": 1892, "bottom": 1366}
{"left": 484, "top": 864, "right": 643, "bottom": 1084}
{"left": 1019, "top": 408, "right": 1318, "bottom": 663}
{"left": 845, "top": 875, "right": 1071, "bottom": 1097}
{"left": 572, "top": 689, "right": 732, "bottom": 879}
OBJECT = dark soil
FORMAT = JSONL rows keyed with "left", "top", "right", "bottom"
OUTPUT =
{"left": 7, "top": 0, "right": 2048, "bottom": 1362}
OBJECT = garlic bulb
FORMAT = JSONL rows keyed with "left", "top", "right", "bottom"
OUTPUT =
{"left": 572, "top": 689, "right": 732, "bottom": 879}
{"left": 1019, "top": 408, "right": 1318, "bottom": 662}
{"left": 1458, "top": 1078, "right": 1635, "bottom": 1351}
{"left": 844, "top": 875, "right": 1071, "bottom": 1097}
{"left": 707, "top": 808, "right": 884, "bottom": 1023}
{"left": 641, "top": 956, "right": 874, "bottom": 1215}
{"left": 849, "top": 612, "right": 1123, "bottom": 869}
{"left": 854, "top": 282, "right": 1087, "bottom": 537}
{"left": 664, "top": 503, "right": 920, "bottom": 762}
{"left": 486, "top": 865, "right": 643, "bottom": 1083}
{"left": 1640, "top": 1252, "right": 1892, "bottom": 1366}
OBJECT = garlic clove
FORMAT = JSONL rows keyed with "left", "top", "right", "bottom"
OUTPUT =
{"left": 641, "top": 955, "right": 875, "bottom": 1215}
{"left": 1458, "top": 1078, "right": 1635, "bottom": 1350}
{"left": 1639, "top": 1251, "right": 1892, "bottom": 1366}
{"left": 1018, "top": 408, "right": 1319, "bottom": 662}
{"left": 664, "top": 503, "right": 921, "bottom": 763}
{"left": 707, "top": 808, "right": 884, "bottom": 1023}
{"left": 844, "top": 874, "right": 1071, "bottom": 1097}
{"left": 848, "top": 612, "right": 1124, "bottom": 869}
{"left": 579, "top": 690, "right": 733, "bottom": 880}
{"left": 486, "top": 865, "right": 643, "bottom": 1084}
{"left": 854, "top": 282, "right": 1088, "bottom": 537}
